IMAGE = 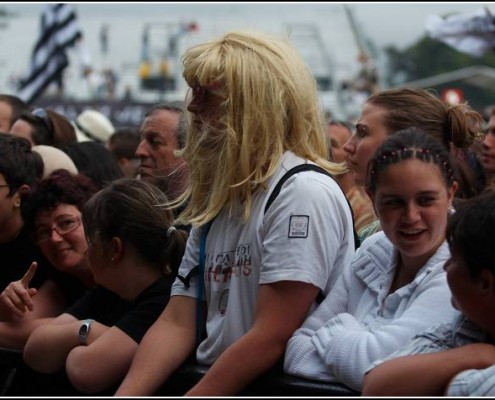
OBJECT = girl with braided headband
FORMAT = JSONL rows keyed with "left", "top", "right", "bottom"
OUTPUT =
{"left": 284, "top": 127, "right": 458, "bottom": 392}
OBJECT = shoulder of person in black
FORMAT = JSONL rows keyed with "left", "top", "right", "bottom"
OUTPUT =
{"left": 134, "top": 274, "right": 175, "bottom": 305}
{"left": 43, "top": 264, "right": 91, "bottom": 308}
{"left": 5, "top": 276, "right": 176, "bottom": 396}
{"left": 66, "top": 285, "right": 132, "bottom": 327}
{"left": 66, "top": 275, "right": 175, "bottom": 331}
{"left": 118, "top": 274, "right": 175, "bottom": 343}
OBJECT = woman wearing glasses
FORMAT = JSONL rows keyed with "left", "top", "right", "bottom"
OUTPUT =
{"left": 0, "top": 169, "right": 98, "bottom": 348}
{"left": 13, "top": 178, "right": 187, "bottom": 395}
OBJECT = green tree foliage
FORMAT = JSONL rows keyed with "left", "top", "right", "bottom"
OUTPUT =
{"left": 0, "top": 7, "right": 16, "bottom": 18}
{"left": 0, "top": 7, "right": 16, "bottom": 29}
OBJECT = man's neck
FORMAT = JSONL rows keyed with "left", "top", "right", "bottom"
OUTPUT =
{"left": 0, "top": 214, "right": 23, "bottom": 244}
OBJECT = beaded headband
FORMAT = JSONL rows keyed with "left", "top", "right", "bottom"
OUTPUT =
{"left": 369, "top": 146, "right": 454, "bottom": 184}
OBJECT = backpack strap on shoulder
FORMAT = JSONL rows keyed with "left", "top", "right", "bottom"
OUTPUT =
{"left": 264, "top": 164, "right": 328, "bottom": 214}
{"left": 265, "top": 163, "right": 360, "bottom": 249}
{"left": 264, "top": 163, "right": 360, "bottom": 305}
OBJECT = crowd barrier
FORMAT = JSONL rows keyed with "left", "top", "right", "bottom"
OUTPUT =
{"left": 0, "top": 347, "right": 360, "bottom": 396}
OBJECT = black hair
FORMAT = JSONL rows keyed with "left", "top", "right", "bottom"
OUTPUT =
{"left": 0, "top": 94, "right": 30, "bottom": 128}
{"left": 107, "top": 127, "right": 140, "bottom": 160}
{"left": 16, "top": 112, "right": 53, "bottom": 145}
{"left": 82, "top": 178, "right": 188, "bottom": 275}
{"left": 0, "top": 133, "right": 43, "bottom": 196}
{"left": 446, "top": 189, "right": 495, "bottom": 278}
{"left": 61, "top": 141, "right": 124, "bottom": 189}
{"left": 21, "top": 169, "right": 99, "bottom": 233}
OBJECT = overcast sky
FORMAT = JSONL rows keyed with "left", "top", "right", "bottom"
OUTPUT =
{"left": 2, "top": 2, "right": 490, "bottom": 49}
{"left": 1, "top": 2, "right": 492, "bottom": 100}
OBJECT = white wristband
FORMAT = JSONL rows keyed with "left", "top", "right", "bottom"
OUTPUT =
{"left": 78, "top": 318, "right": 94, "bottom": 345}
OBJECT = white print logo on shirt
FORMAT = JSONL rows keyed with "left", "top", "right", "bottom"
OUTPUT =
{"left": 288, "top": 215, "right": 309, "bottom": 238}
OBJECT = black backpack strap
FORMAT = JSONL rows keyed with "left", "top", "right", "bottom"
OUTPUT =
{"left": 265, "top": 164, "right": 327, "bottom": 214}
{"left": 264, "top": 163, "right": 360, "bottom": 305}
{"left": 176, "top": 266, "right": 199, "bottom": 289}
{"left": 265, "top": 164, "right": 360, "bottom": 250}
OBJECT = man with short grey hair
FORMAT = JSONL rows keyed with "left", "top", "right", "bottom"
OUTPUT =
{"left": 135, "top": 101, "right": 189, "bottom": 207}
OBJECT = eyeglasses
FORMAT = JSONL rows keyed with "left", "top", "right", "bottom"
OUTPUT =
{"left": 31, "top": 108, "right": 54, "bottom": 133}
{"left": 33, "top": 216, "right": 81, "bottom": 244}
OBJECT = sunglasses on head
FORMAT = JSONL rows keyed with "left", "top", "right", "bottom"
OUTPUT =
{"left": 31, "top": 108, "right": 54, "bottom": 132}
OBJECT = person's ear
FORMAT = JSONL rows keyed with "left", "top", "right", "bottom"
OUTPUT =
{"left": 447, "top": 181, "right": 458, "bottom": 207}
{"left": 110, "top": 236, "right": 123, "bottom": 263}
{"left": 13, "top": 184, "right": 30, "bottom": 208}
{"left": 478, "top": 268, "right": 495, "bottom": 292}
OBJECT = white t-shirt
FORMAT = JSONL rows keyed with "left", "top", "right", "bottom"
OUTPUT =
{"left": 172, "top": 151, "right": 355, "bottom": 365}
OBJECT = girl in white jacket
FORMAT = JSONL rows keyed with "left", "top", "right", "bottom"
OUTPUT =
{"left": 284, "top": 127, "right": 460, "bottom": 391}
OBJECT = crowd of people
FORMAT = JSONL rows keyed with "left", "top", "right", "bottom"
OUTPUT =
{"left": 0, "top": 29, "right": 494, "bottom": 397}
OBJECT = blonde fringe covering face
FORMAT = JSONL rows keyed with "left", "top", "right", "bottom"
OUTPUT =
{"left": 175, "top": 30, "right": 346, "bottom": 227}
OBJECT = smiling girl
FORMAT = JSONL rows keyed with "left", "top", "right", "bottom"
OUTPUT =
{"left": 284, "top": 127, "right": 459, "bottom": 392}
{"left": 343, "top": 88, "right": 484, "bottom": 242}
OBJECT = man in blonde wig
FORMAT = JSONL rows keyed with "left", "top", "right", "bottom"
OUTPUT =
{"left": 116, "top": 30, "right": 356, "bottom": 396}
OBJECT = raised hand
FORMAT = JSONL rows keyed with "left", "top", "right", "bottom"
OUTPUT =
{"left": 0, "top": 262, "right": 39, "bottom": 318}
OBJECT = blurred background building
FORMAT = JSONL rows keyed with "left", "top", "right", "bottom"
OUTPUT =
{"left": 1, "top": 3, "right": 493, "bottom": 128}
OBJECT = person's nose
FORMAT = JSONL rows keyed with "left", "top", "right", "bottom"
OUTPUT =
{"left": 49, "top": 228, "right": 64, "bottom": 243}
{"left": 401, "top": 202, "right": 421, "bottom": 223}
{"left": 135, "top": 140, "right": 149, "bottom": 158}
{"left": 187, "top": 98, "right": 199, "bottom": 114}
{"left": 343, "top": 135, "right": 356, "bottom": 155}
{"left": 482, "top": 133, "right": 494, "bottom": 150}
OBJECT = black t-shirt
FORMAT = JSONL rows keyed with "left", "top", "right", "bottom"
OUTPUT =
{"left": 5, "top": 275, "right": 175, "bottom": 396}
{"left": 0, "top": 224, "right": 49, "bottom": 292}
{"left": 44, "top": 264, "right": 91, "bottom": 308}
{"left": 66, "top": 274, "right": 174, "bottom": 343}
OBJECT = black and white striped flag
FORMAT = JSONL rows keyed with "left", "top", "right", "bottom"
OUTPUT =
{"left": 18, "top": 3, "right": 83, "bottom": 104}
{"left": 426, "top": 7, "right": 495, "bottom": 57}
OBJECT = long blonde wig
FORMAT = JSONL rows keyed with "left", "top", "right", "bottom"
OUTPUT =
{"left": 175, "top": 30, "right": 346, "bottom": 227}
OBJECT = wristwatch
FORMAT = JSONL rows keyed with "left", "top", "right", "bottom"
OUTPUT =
{"left": 79, "top": 319, "right": 94, "bottom": 345}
